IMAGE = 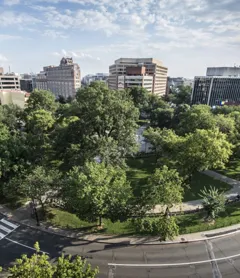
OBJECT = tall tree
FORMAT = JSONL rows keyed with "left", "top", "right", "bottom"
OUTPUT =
{"left": 127, "top": 87, "right": 149, "bottom": 110}
{"left": 145, "top": 127, "right": 233, "bottom": 180}
{"left": 25, "top": 89, "right": 58, "bottom": 114}
{"left": 54, "top": 82, "right": 139, "bottom": 168}
{"left": 150, "top": 107, "right": 174, "bottom": 128}
{"left": 62, "top": 162, "right": 133, "bottom": 225}
{"left": 176, "top": 104, "right": 216, "bottom": 135}
{"left": 25, "top": 109, "right": 55, "bottom": 165}
{"left": 145, "top": 165, "right": 184, "bottom": 214}
{"left": 19, "top": 166, "right": 61, "bottom": 212}
{"left": 170, "top": 85, "right": 192, "bottom": 105}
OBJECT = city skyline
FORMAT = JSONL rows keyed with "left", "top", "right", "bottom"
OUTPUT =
{"left": 0, "top": 0, "right": 239, "bottom": 77}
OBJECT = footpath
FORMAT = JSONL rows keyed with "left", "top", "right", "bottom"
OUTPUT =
{"left": 1, "top": 170, "right": 240, "bottom": 245}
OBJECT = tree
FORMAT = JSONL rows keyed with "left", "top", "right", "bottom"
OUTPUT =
{"left": 0, "top": 104, "right": 23, "bottom": 131}
{"left": 127, "top": 87, "right": 149, "bottom": 110}
{"left": 25, "top": 109, "right": 55, "bottom": 165}
{"left": 3, "top": 242, "right": 98, "bottom": 278}
{"left": 179, "top": 129, "right": 233, "bottom": 178}
{"left": 199, "top": 186, "right": 226, "bottom": 220}
{"left": 62, "top": 162, "right": 133, "bottom": 225}
{"left": 19, "top": 166, "right": 61, "bottom": 212}
{"left": 25, "top": 89, "right": 58, "bottom": 114}
{"left": 158, "top": 215, "right": 179, "bottom": 241}
{"left": 170, "top": 85, "right": 192, "bottom": 105}
{"left": 144, "top": 128, "right": 233, "bottom": 181}
{"left": 176, "top": 105, "right": 216, "bottom": 135}
{"left": 150, "top": 107, "right": 174, "bottom": 128}
{"left": 145, "top": 165, "right": 184, "bottom": 214}
{"left": 54, "top": 82, "right": 139, "bottom": 168}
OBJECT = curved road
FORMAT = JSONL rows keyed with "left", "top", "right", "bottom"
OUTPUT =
{"left": 1, "top": 215, "right": 240, "bottom": 277}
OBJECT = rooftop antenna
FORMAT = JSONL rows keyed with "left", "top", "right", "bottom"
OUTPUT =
{"left": 8, "top": 65, "right": 11, "bottom": 73}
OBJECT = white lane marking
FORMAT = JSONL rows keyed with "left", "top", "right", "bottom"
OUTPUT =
{"left": 5, "top": 237, "right": 50, "bottom": 255}
{"left": 0, "top": 224, "right": 13, "bottom": 234}
{"left": 108, "top": 252, "right": 240, "bottom": 267}
{"left": 0, "top": 219, "right": 19, "bottom": 229}
{"left": 0, "top": 232, "right": 6, "bottom": 239}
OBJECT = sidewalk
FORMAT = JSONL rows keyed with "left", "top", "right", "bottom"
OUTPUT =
{"left": 1, "top": 203, "right": 240, "bottom": 244}
{"left": 152, "top": 170, "right": 240, "bottom": 213}
{"left": 1, "top": 170, "right": 240, "bottom": 245}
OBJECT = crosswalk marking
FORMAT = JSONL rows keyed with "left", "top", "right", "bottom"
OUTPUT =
{"left": 0, "top": 218, "right": 19, "bottom": 229}
{"left": 0, "top": 224, "right": 12, "bottom": 233}
{"left": 0, "top": 218, "right": 19, "bottom": 241}
{"left": 0, "top": 232, "right": 5, "bottom": 239}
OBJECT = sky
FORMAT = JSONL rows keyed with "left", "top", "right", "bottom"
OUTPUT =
{"left": 0, "top": 0, "right": 239, "bottom": 78}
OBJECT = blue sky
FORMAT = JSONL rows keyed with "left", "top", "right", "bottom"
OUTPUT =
{"left": 0, "top": 0, "right": 239, "bottom": 78}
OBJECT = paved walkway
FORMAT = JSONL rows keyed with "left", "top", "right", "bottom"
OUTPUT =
{"left": 152, "top": 170, "right": 240, "bottom": 213}
{"left": 1, "top": 170, "right": 240, "bottom": 244}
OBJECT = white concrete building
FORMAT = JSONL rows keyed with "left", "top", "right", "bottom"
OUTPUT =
{"left": 109, "top": 58, "right": 168, "bottom": 95}
{"left": 36, "top": 58, "right": 81, "bottom": 98}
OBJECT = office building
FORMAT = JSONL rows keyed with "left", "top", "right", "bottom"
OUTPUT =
{"left": 109, "top": 58, "right": 168, "bottom": 95}
{"left": 20, "top": 74, "right": 34, "bottom": 92}
{"left": 82, "top": 73, "right": 109, "bottom": 86}
{"left": 191, "top": 76, "right": 240, "bottom": 106}
{"left": 0, "top": 68, "right": 20, "bottom": 91}
{"left": 206, "top": 67, "right": 240, "bottom": 77}
{"left": 36, "top": 57, "right": 81, "bottom": 98}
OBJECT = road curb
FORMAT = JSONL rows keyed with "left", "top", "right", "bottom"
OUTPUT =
{"left": 1, "top": 211, "right": 240, "bottom": 246}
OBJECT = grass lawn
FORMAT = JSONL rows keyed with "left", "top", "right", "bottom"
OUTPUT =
{"left": 127, "top": 157, "right": 232, "bottom": 202}
{"left": 217, "top": 159, "right": 240, "bottom": 181}
{"left": 47, "top": 202, "right": 240, "bottom": 236}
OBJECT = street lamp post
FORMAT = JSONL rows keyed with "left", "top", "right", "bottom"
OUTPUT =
{"left": 32, "top": 199, "right": 40, "bottom": 226}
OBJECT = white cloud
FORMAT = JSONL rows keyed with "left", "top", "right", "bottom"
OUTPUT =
{"left": 43, "top": 30, "right": 68, "bottom": 39}
{"left": 4, "top": 0, "right": 20, "bottom": 5}
{"left": 0, "top": 54, "right": 8, "bottom": 62}
{"left": 52, "top": 49, "right": 101, "bottom": 60}
{"left": 0, "top": 34, "right": 21, "bottom": 40}
{"left": 0, "top": 11, "right": 41, "bottom": 26}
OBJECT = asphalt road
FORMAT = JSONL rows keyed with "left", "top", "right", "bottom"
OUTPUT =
{"left": 1, "top": 215, "right": 240, "bottom": 277}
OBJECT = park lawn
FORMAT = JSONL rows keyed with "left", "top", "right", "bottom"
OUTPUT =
{"left": 47, "top": 202, "right": 240, "bottom": 236}
{"left": 127, "top": 157, "right": 232, "bottom": 202}
{"left": 217, "top": 159, "right": 240, "bottom": 181}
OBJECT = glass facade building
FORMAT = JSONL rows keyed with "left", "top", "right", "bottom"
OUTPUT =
{"left": 191, "top": 76, "right": 240, "bottom": 106}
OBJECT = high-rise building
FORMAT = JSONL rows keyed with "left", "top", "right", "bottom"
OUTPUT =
{"left": 36, "top": 57, "right": 81, "bottom": 98}
{"left": 206, "top": 67, "right": 240, "bottom": 77}
{"left": 191, "top": 76, "right": 240, "bottom": 106}
{"left": 109, "top": 58, "right": 168, "bottom": 95}
{"left": 167, "top": 77, "right": 194, "bottom": 94}
{"left": 0, "top": 69, "right": 20, "bottom": 91}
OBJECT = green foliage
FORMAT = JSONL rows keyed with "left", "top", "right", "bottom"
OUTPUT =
{"left": 54, "top": 254, "right": 99, "bottom": 278}
{"left": 145, "top": 165, "right": 184, "bottom": 211}
{"left": 169, "top": 85, "right": 192, "bottom": 105}
{"left": 145, "top": 127, "right": 233, "bottom": 178}
{"left": 54, "top": 82, "right": 139, "bottom": 169}
{"left": 5, "top": 242, "right": 98, "bottom": 278}
{"left": 199, "top": 186, "right": 226, "bottom": 220}
{"left": 176, "top": 105, "right": 216, "bottom": 135}
{"left": 18, "top": 166, "right": 61, "bottom": 211}
{"left": 133, "top": 216, "right": 179, "bottom": 240}
{"left": 25, "top": 89, "right": 58, "bottom": 113}
{"left": 127, "top": 87, "right": 149, "bottom": 110}
{"left": 8, "top": 242, "right": 54, "bottom": 278}
{"left": 62, "top": 162, "right": 133, "bottom": 224}
{"left": 0, "top": 104, "right": 23, "bottom": 130}
{"left": 150, "top": 107, "right": 174, "bottom": 128}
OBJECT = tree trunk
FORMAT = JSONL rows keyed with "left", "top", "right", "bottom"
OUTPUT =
{"left": 99, "top": 216, "right": 102, "bottom": 227}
